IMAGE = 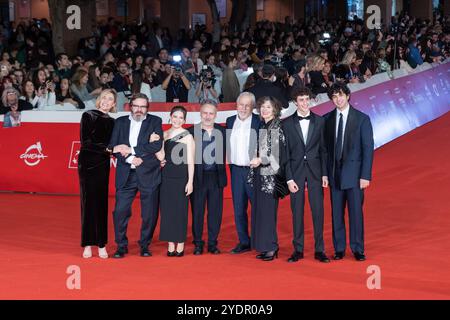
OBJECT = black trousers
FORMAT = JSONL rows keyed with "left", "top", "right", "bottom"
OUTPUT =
{"left": 330, "top": 186, "right": 365, "bottom": 254}
{"left": 331, "top": 162, "right": 365, "bottom": 254}
{"left": 190, "top": 171, "right": 223, "bottom": 248}
{"left": 113, "top": 171, "right": 159, "bottom": 249}
{"left": 290, "top": 180, "right": 325, "bottom": 253}
{"left": 230, "top": 165, "right": 254, "bottom": 246}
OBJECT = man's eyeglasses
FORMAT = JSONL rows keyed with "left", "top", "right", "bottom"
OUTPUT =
{"left": 131, "top": 104, "right": 148, "bottom": 109}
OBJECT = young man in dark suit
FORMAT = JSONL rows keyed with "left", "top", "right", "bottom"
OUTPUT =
{"left": 226, "top": 92, "right": 261, "bottom": 254}
{"left": 324, "top": 82, "right": 374, "bottom": 261}
{"left": 283, "top": 87, "right": 330, "bottom": 263}
{"left": 109, "top": 93, "right": 163, "bottom": 258}
{"left": 188, "top": 100, "right": 227, "bottom": 255}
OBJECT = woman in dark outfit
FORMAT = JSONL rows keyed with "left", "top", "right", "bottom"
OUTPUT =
{"left": 78, "top": 88, "right": 128, "bottom": 259}
{"left": 248, "top": 96, "right": 287, "bottom": 261}
{"left": 156, "top": 106, "right": 195, "bottom": 257}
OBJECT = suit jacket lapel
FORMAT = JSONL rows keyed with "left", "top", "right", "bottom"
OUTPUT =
{"left": 293, "top": 115, "right": 306, "bottom": 146}
{"left": 125, "top": 117, "right": 131, "bottom": 143}
{"left": 327, "top": 109, "right": 337, "bottom": 160}
{"left": 251, "top": 114, "right": 259, "bottom": 131}
{"left": 137, "top": 116, "right": 150, "bottom": 144}
{"left": 305, "top": 114, "right": 315, "bottom": 147}
{"left": 343, "top": 106, "right": 356, "bottom": 161}
{"left": 249, "top": 114, "right": 259, "bottom": 159}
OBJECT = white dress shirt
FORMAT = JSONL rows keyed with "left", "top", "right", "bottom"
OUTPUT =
{"left": 230, "top": 115, "right": 252, "bottom": 166}
{"left": 335, "top": 104, "right": 350, "bottom": 149}
{"left": 126, "top": 114, "right": 147, "bottom": 168}
{"left": 287, "top": 111, "right": 311, "bottom": 185}
{"left": 298, "top": 111, "right": 311, "bottom": 144}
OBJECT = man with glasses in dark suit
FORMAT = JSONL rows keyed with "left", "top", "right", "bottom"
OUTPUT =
{"left": 109, "top": 93, "right": 163, "bottom": 258}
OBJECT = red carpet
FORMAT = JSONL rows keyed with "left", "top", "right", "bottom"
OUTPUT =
{"left": 1, "top": 112, "right": 450, "bottom": 300}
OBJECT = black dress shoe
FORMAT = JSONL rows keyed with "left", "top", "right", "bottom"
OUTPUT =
{"left": 231, "top": 243, "right": 251, "bottom": 254}
{"left": 140, "top": 247, "right": 152, "bottom": 257}
{"left": 176, "top": 251, "right": 184, "bottom": 257}
{"left": 333, "top": 252, "right": 345, "bottom": 260}
{"left": 113, "top": 247, "right": 128, "bottom": 259}
{"left": 208, "top": 247, "right": 221, "bottom": 254}
{"left": 287, "top": 251, "right": 304, "bottom": 263}
{"left": 167, "top": 251, "right": 176, "bottom": 257}
{"left": 262, "top": 249, "right": 278, "bottom": 261}
{"left": 193, "top": 246, "right": 203, "bottom": 255}
{"left": 314, "top": 252, "right": 331, "bottom": 263}
{"left": 256, "top": 252, "right": 267, "bottom": 259}
{"left": 353, "top": 252, "right": 366, "bottom": 261}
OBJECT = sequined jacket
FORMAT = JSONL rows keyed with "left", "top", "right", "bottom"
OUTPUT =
{"left": 247, "top": 117, "right": 287, "bottom": 195}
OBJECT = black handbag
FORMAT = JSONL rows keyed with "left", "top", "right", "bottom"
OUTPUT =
{"left": 273, "top": 171, "right": 290, "bottom": 199}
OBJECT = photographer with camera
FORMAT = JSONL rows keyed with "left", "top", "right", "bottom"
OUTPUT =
{"left": 21, "top": 79, "right": 56, "bottom": 109}
{"left": 24, "top": 68, "right": 56, "bottom": 108}
{"left": 195, "top": 66, "right": 218, "bottom": 104}
{"left": 180, "top": 47, "right": 197, "bottom": 82}
{"left": 161, "top": 63, "right": 191, "bottom": 103}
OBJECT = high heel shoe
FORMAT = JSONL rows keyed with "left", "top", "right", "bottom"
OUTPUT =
{"left": 175, "top": 250, "right": 184, "bottom": 257}
{"left": 176, "top": 243, "right": 184, "bottom": 257}
{"left": 82, "top": 246, "right": 92, "bottom": 258}
{"left": 262, "top": 249, "right": 278, "bottom": 261}
{"left": 98, "top": 247, "right": 108, "bottom": 259}
{"left": 256, "top": 252, "right": 267, "bottom": 259}
{"left": 167, "top": 251, "right": 176, "bottom": 257}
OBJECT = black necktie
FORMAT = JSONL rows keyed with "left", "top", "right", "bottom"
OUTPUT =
{"left": 298, "top": 114, "right": 311, "bottom": 121}
{"left": 335, "top": 113, "right": 343, "bottom": 161}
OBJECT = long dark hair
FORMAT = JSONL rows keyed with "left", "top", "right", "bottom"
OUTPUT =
{"left": 131, "top": 70, "right": 143, "bottom": 95}
{"left": 32, "top": 67, "right": 47, "bottom": 89}
{"left": 88, "top": 65, "right": 101, "bottom": 90}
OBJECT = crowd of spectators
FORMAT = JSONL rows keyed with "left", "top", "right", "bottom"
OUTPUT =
{"left": 0, "top": 11, "right": 449, "bottom": 118}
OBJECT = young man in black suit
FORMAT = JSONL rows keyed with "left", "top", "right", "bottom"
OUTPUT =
{"left": 324, "top": 82, "right": 374, "bottom": 261}
{"left": 109, "top": 93, "right": 163, "bottom": 258}
{"left": 283, "top": 87, "right": 330, "bottom": 263}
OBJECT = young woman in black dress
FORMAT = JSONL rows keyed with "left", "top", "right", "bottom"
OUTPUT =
{"left": 78, "top": 88, "right": 129, "bottom": 259}
{"left": 156, "top": 106, "right": 195, "bottom": 257}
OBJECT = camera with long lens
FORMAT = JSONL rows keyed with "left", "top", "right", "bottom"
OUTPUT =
{"left": 171, "top": 55, "right": 183, "bottom": 76}
{"left": 199, "top": 66, "right": 215, "bottom": 88}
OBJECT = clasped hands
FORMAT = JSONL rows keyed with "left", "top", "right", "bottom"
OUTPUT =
{"left": 111, "top": 132, "right": 160, "bottom": 157}
{"left": 112, "top": 145, "right": 144, "bottom": 167}
{"left": 113, "top": 144, "right": 131, "bottom": 157}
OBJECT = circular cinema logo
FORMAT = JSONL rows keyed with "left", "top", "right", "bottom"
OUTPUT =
{"left": 20, "top": 142, "right": 48, "bottom": 166}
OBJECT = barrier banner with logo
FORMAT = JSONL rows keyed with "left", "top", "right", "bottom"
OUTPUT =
{"left": 0, "top": 63, "right": 449, "bottom": 195}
